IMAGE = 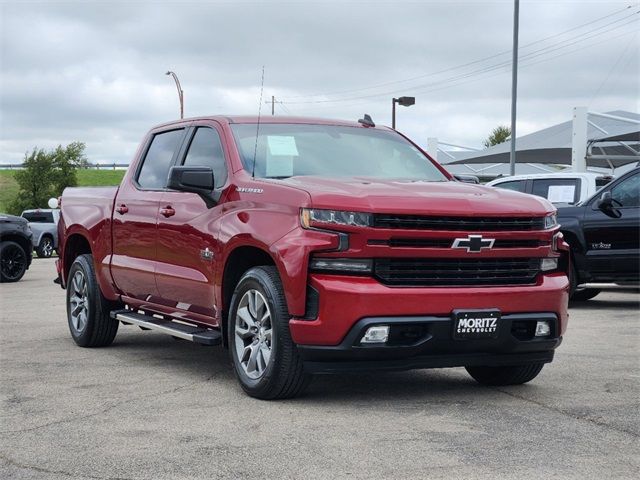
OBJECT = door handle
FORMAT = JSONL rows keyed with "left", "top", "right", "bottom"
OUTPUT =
{"left": 115, "top": 204, "right": 128, "bottom": 215}
{"left": 160, "top": 206, "right": 176, "bottom": 218}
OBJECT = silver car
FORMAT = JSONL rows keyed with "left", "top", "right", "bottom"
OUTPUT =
{"left": 21, "top": 209, "right": 60, "bottom": 258}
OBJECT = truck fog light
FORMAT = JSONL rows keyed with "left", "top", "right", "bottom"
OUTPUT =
{"left": 361, "top": 325, "right": 389, "bottom": 344}
{"left": 535, "top": 321, "right": 550, "bottom": 337}
{"left": 540, "top": 258, "right": 558, "bottom": 272}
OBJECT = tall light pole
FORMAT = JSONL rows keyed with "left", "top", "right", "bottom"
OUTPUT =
{"left": 165, "top": 70, "right": 184, "bottom": 119}
{"left": 509, "top": 0, "right": 519, "bottom": 176}
{"left": 392, "top": 96, "right": 416, "bottom": 129}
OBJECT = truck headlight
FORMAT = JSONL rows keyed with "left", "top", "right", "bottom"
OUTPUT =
{"left": 301, "top": 208, "right": 371, "bottom": 229}
{"left": 544, "top": 214, "right": 557, "bottom": 229}
{"left": 309, "top": 257, "right": 373, "bottom": 274}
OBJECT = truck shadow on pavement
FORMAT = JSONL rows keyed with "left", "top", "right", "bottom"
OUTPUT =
{"left": 106, "top": 332, "right": 528, "bottom": 403}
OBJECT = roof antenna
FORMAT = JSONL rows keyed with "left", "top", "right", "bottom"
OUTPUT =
{"left": 251, "top": 66, "right": 265, "bottom": 179}
{"left": 358, "top": 114, "right": 375, "bottom": 127}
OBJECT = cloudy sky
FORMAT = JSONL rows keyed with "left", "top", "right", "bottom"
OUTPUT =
{"left": 1, "top": 0, "right": 638, "bottom": 164}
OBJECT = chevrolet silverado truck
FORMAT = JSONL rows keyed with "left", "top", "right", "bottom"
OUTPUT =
{"left": 56, "top": 115, "right": 570, "bottom": 399}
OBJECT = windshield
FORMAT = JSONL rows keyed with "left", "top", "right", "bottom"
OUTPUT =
{"left": 230, "top": 124, "right": 448, "bottom": 182}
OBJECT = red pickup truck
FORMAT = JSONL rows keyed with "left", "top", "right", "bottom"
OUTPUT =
{"left": 57, "top": 115, "right": 569, "bottom": 399}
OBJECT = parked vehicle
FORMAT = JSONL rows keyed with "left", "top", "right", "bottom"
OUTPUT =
{"left": 21, "top": 208, "right": 60, "bottom": 258}
{"left": 487, "top": 172, "right": 613, "bottom": 205}
{"left": 556, "top": 167, "right": 639, "bottom": 301}
{"left": 56, "top": 116, "right": 570, "bottom": 399}
{"left": 0, "top": 214, "right": 33, "bottom": 282}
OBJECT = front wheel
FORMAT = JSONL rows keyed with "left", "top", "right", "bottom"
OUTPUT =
{"left": 0, "top": 241, "right": 28, "bottom": 282}
{"left": 466, "top": 363, "right": 544, "bottom": 386}
{"left": 228, "top": 266, "right": 310, "bottom": 400}
{"left": 36, "top": 236, "right": 54, "bottom": 258}
{"left": 66, "top": 254, "right": 119, "bottom": 347}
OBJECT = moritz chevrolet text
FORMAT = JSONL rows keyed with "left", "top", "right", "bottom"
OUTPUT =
{"left": 56, "top": 115, "right": 570, "bottom": 399}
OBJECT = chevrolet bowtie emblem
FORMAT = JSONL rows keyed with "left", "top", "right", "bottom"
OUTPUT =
{"left": 452, "top": 235, "right": 495, "bottom": 253}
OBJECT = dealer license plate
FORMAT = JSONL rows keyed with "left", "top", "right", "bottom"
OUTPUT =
{"left": 452, "top": 310, "right": 501, "bottom": 340}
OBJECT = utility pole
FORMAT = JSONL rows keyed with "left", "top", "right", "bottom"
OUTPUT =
{"left": 271, "top": 96, "right": 275, "bottom": 116}
{"left": 509, "top": 0, "right": 519, "bottom": 176}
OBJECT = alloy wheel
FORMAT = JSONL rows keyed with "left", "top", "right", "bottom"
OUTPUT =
{"left": 1, "top": 244, "right": 26, "bottom": 281}
{"left": 69, "top": 270, "right": 89, "bottom": 333}
{"left": 234, "top": 289, "right": 273, "bottom": 380}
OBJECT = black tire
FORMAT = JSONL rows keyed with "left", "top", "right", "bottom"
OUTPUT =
{"left": 66, "top": 254, "right": 119, "bottom": 347}
{"left": 228, "top": 266, "right": 310, "bottom": 400}
{"left": 466, "top": 363, "right": 544, "bottom": 386}
{"left": 0, "top": 241, "right": 28, "bottom": 282}
{"left": 36, "top": 236, "right": 54, "bottom": 258}
{"left": 571, "top": 288, "right": 601, "bottom": 302}
{"left": 569, "top": 262, "right": 600, "bottom": 301}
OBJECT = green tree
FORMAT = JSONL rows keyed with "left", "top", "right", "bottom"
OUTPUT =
{"left": 8, "top": 142, "right": 87, "bottom": 214}
{"left": 483, "top": 125, "right": 511, "bottom": 148}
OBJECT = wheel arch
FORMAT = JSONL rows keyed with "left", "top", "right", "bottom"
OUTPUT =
{"left": 220, "top": 245, "right": 277, "bottom": 348}
{"left": 0, "top": 234, "right": 31, "bottom": 259}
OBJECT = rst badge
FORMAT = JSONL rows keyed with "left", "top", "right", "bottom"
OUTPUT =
{"left": 200, "top": 248, "right": 214, "bottom": 262}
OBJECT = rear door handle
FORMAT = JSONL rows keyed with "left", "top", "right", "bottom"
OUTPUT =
{"left": 160, "top": 206, "right": 176, "bottom": 218}
{"left": 115, "top": 204, "right": 128, "bottom": 215}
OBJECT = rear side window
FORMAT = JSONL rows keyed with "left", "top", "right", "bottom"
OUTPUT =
{"left": 532, "top": 178, "right": 580, "bottom": 204}
{"left": 22, "top": 212, "right": 54, "bottom": 223}
{"left": 137, "top": 129, "right": 184, "bottom": 189}
{"left": 183, "top": 127, "right": 228, "bottom": 189}
{"left": 494, "top": 180, "right": 526, "bottom": 193}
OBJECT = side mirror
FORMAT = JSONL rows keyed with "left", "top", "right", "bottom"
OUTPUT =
{"left": 597, "top": 191, "right": 613, "bottom": 210}
{"left": 167, "top": 166, "right": 214, "bottom": 195}
{"left": 453, "top": 174, "right": 480, "bottom": 184}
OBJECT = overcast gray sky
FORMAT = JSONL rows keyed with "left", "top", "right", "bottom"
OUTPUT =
{"left": 1, "top": 0, "right": 638, "bottom": 164}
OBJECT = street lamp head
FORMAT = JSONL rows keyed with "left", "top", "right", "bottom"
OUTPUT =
{"left": 165, "top": 71, "right": 171, "bottom": 76}
{"left": 397, "top": 96, "right": 415, "bottom": 107}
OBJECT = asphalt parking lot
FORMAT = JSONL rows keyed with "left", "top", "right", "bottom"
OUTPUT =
{"left": 1, "top": 258, "right": 638, "bottom": 480}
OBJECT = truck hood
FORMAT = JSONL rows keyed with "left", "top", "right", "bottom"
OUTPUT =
{"left": 281, "top": 176, "right": 554, "bottom": 216}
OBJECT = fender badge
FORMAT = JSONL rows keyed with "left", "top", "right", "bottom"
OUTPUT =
{"left": 200, "top": 248, "right": 214, "bottom": 261}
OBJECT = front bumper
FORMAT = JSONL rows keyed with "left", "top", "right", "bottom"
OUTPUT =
{"left": 297, "top": 313, "right": 561, "bottom": 374}
{"left": 290, "top": 272, "right": 569, "bottom": 346}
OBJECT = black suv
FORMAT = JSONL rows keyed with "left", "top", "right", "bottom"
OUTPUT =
{"left": 0, "top": 214, "right": 33, "bottom": 282}
{"left": 557, "top": 167, "right": 639, "bottom": 300}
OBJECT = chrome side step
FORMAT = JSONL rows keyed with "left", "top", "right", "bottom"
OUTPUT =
{"left": 110, "top": 309, "right": 222, "bottom": 346}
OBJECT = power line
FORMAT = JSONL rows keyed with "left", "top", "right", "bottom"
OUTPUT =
{"left": 281, "top": 12, "right": 639, "bottom": 105}
{"left": 280, "top": 5, "right": 637, "bottom": 103}
{"left": 294, "top": 27, "right": 638, "bottom": 111}
{"left": 588, "top": 32, "right": 639, "bottom": 106}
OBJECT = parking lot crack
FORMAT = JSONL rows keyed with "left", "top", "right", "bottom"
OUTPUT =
{"left": 493, "top": 387, "right": 639, "bottom": 438}
{"left": 0, "top": 373, "right": 218, "bottom": 436}
{"left": 0, "top": 453, "right": 135, "bottom": 480}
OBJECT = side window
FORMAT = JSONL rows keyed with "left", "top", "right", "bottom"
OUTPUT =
{"left": 611, "top": 173, "right": 639, "bottom": 207}
{"left": 495, "top": 180, "right": 526, "bottom": 193}
{"left": 137, "top": 129, "right": 184, "bottom": 189}
{"left": 183, "top": 127, "right": 228, "bottom": 189}
{"left": 532, "top": 179, "right": 580, "bottom": 204}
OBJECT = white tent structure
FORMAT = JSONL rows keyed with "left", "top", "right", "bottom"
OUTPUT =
{"left": 432, "top": 109, "right": 639, "bottom": 178}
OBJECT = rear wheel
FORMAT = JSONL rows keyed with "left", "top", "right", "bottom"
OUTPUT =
{"left": 0, "top": 241, "right": 28, "bottom": 282}
{"left": 66, "top": 254, "right": 119, "bottom": 347}
{"left": 466, "top": 363, "right": 544, "bottom": 386}
{"left": 36, "top": 236, "right": 54, "bottom": 258}
{"left": 228, "top": 266, "right": 310, "bottom": 400}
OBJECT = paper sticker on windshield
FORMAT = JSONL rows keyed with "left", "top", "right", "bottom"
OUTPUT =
{"left": 547, "top": 185, "right": 575, "bottom": 203}
{"left": 267, "top": 136, "right": 299, "bottom": 156}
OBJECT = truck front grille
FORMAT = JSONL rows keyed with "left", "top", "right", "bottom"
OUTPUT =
{"left": 374, "top": 258, "right": 541, "bottom": 287}
{"left": 373, "top": 214, "right": 545, "bottom": 231}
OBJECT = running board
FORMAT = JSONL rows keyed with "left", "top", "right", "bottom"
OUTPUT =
{"left": 110, "top": 309, "right": 222, "bottom": 346}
